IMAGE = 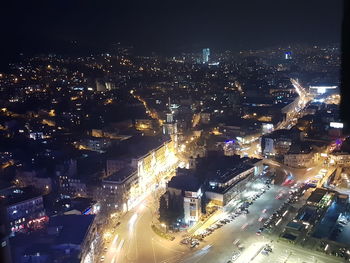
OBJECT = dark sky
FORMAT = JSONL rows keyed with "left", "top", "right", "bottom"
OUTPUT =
{"left": 1, "top": 0, "right": 343, "bottom": 62}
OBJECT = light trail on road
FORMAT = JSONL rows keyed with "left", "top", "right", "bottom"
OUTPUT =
{"left": 112, "top": 234, "right": 119, "bottom": 245}
{"left": 113, "top": 239, "right": 125, "bottom": 263}
{"left": 128, "top": 213, "right": 138, "bottom": 231}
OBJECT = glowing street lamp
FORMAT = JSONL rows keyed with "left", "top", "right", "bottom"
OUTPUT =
{"left": 103, "top": 231, "right": 112, "bottom": 239}
{"left": 160, "top": 222, "right": 167, "bottom": 232}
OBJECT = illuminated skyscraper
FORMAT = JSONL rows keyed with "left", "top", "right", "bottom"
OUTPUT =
{"left": 202, "top": 48, "right": 210, "bottom": 63}
{"left": 285, "top": 51, "right": 292, "bottom": 60}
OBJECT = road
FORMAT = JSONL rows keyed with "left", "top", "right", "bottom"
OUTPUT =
{"left": 263, "top": 159, "right": 323, "bottom": 182}
{"left": 99, "top": 79, "right": 336, "bottom": 263}
{"left": 103, "top": 195, "right": 189, "bottom": 263}
{"left": 180, "top": 181, "right": 342, "bottom": 263}
{"left": 181, "top": 183, "right": 294, "bottom": 263}
{"left": 102, "top": 178, "right": 291, "bottom": 263}
{"left": 100, "top": 165, "right": 339, "bottom": 263}
{"left": 239, "top": 79, "right": 313, "bottom": 159}
{"left": 253, "top": 242, "right": 342, "bottom": 263}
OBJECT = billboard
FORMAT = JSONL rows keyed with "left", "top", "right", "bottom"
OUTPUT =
{"left": 330, "top": 122, "right": 343, "bottom": 129}
{"left": 309, "top": 86, "right": 337, "bottom": 94}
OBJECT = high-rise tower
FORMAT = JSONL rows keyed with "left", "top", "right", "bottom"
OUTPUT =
{"left": 202, "top": 48, "right": 210, "bottom": 63}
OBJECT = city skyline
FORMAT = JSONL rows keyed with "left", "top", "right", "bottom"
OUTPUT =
{"left": 1, "top": 0, "right": 343, "bottom": 69}
{"left": 0, "top": 2, "right": 347, "bottom": 263}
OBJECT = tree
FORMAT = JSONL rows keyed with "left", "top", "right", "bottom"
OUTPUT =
{"left": 158, "top": 192, "right": 184, "bottom": 226}
{"left": 159, "top": 194, "right": 171, "bottom": 225}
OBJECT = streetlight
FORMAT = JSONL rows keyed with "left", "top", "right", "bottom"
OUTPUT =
{"left": 160, "top": 222, "right": 167, "bottom": 232}
{"left": 103, "top": 231, "right": 111, "bottom": 240}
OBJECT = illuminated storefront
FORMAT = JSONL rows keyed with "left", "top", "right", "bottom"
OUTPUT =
{"left": 102, "top": 138, "right": 178, "bottom": 212}
{"left": 129, "top": 139, "right": 177, "bottom": 210}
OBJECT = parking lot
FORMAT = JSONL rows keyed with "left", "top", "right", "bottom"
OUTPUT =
{"left": 181, "top": 177, "right": 296, "bottom": 263}
{"left": 253, "top": 242, "right": 343, "bottom": 263}
{"left": 178, "top": 173, "right": 345, "bottom": 263}
{"left": 181, "top": 177, "right": 274, "bottom": 249}
{"left": 177, "top": 165, "right": 350, "bottom": 263}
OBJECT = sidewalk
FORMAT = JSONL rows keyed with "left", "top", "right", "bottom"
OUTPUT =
{"left": 187, "top": 209, "right": 224, "bottom": 235}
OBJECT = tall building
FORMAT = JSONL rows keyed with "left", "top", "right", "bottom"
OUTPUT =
{"left": 202, "top": 48, "right": 210, "bottom": 64}
{"left": 285, "top": 51, "right": 292, "bottom": 60}
{"left": 4, "top": 189, "right": 46, "bottom": 234}
{"left": 167, "top": 171, "right": 202, "bottom": 226}
{"left": 99, "top": 136, "right": 177, "bottom": 213}
{"left": 0, "top": 199, "right": 12, "bottom": 263}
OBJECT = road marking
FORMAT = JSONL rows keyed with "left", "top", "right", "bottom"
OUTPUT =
{"left": 113, "top": 239, "right": 124, "bottom": 263}
{"left": 152, "top": 238, "right": 185, "bottom": 254}
{"left": 151, "top": 238, "right": 157, "bottom": 263}
{"left": 181, "top": 249, "right": 209, "bottom": 263}
{"left": 158, "top": 254, "right": 185, "bottom": 263}
{"left": 112, "top": 234, "right": 119, "bottom": 245}
{"left": 241, "top": 223, "right": 248, "bottom": 230}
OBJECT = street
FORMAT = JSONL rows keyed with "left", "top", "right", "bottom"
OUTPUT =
{"left": 182, "top": 184, "right": 291, "bottom": 263}
{"left": 100, "top": 165, "right": 342, "bottom": 263}
{"left": 103, "top": 195, "right": 188, "bottom": 263}
{"left": 253, "top": 242, "right": 342, "bottom": 263}
{"left": 99, "top": 80, "right": 338, "bottom": 263}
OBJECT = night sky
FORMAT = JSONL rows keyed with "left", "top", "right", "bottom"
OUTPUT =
{"left": 1, "top": 0, "right": 343, "bottom": 63}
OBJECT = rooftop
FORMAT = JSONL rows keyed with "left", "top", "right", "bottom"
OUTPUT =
{"left": 107, "top": 135, "right": 171, "bottom": 160}
{"left": 127, "top": 135, "right": 171, "bottom": 158}
{"left": 295, "top": 205, "right": 318, "bottom": 223}
{"left": 287, "top": 143, "right": 313, "bottom": 154}
{"left": 4, "top": 187, "right": 42, "bottom": 207}
{"left": 168, "top": 171, "right": 201, "bottom": 192}
{"left": 49, "top": 214, "right": 95, "bottom": 246}
{"left": 211, "top": 163, "right": 254, "bottom": 184}
{"left": 104, "top": 165, "right": 136, "bottom": 183}
{"left": 194, "top": 154, "right": 259, "bottom": 192}
{"left": 263, "top": 127, "right": 302, "bottom": 140}
{"left": 307, "top": 188, "right": 328, "bottom": 204}
{"left": 285, "top": 221, "right": 304, "bottom": 231}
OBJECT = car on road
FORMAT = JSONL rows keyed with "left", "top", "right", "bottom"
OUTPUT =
{"left": 263, "top": 244, "right": 272, "bottom": 252}
{"left": 231, "top": 251, "right": 241, "bottom": 261}
{"left": 100, "top": 256, "right": 105, "bottom": 262}
{"left": 237, "top": 244, "right": 245, "bottom": 251}
{"left": 190, "top": 243, "right": 199, "bottom": 248}
{"left": 241, "top": 223, "right": 248, "bottom": 230}
{"left": 181, "top": 238, "right": 190, "bottom": 245}
{"left": 275, "top": 193, "right": 283, "bottom": 199}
